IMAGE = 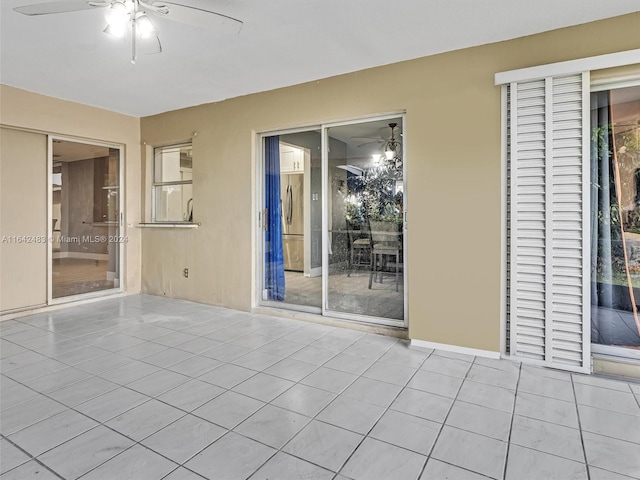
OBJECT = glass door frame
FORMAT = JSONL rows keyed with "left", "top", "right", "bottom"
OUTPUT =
{"left": 590, "top": 76, "right": 640, "bottom": 361}
{"left": 255, "top": 125, "right": 323, "bottom": 315}
{"left": 321, "top": 114, "right": 408, "bottom": 328}
{"left": 255, "top": 113, "right": 408, "bottom": 329}
{"left": 47, "top": 135, "right": 125, "bottom": 305}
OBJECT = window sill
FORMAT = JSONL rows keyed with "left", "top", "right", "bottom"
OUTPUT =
{"left": 137, "top": 222, "right": 200, "bottom": 229}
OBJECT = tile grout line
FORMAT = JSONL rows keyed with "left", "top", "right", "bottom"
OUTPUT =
{"left": 500, "top": 360, "right": 522, "bottom": 480}
{"left": 571, "top": 373, "right": 592, "bottom": 480}
{"left": 0, "top": 433, "right": 66, "bottom": 479}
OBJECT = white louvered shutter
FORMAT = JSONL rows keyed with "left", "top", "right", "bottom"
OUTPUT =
{"left": 508, "top": 72, "right": 590, "bottom": 373}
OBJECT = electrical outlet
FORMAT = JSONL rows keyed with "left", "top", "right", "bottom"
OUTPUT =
{"left": 183, "top": 268, "right": 189, "bottom": 278}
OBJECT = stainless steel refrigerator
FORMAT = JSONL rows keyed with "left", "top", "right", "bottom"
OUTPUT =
{"left": 281, "top": 173, "right": 304, "bottom": 271}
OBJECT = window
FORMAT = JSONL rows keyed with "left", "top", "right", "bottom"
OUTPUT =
{"left": 153, "top": 144, "right": 193, "bottom": 222}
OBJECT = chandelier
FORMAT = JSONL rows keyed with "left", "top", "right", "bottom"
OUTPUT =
{"left": 372, "top": 123, "right": 402, "bottom": 170}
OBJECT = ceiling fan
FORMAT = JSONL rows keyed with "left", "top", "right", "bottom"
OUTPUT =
{"left": 13, "top": 0, "right": 243, "bottom": 64}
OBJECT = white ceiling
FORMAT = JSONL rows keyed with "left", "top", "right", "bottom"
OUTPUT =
{"left": 1, "top": 0, "right": 639, "bottom": 117}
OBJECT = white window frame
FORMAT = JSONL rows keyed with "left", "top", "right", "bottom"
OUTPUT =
{"left": 151, "top": 143, "right": 194, "bottom": 224}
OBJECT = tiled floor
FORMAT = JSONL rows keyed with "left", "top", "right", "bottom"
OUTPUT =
{"left": 284, "top": 269, "right": 404, "bottom": 320}
{"left": 1, "top": 295, "right": 639, "bottom": 480}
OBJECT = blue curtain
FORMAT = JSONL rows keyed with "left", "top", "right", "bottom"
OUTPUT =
{"left": 265, "top": 136, "right": 285, "bottom": 300}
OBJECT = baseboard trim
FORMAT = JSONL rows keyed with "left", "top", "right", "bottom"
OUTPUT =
{"left": 410, "top": 339, "right": 501, "bottom": 359}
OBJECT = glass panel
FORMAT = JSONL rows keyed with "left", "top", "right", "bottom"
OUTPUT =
{"left": 52, "top": 141, "right": 120, "bottom": 298}
{"left": 326, "top": 118, "right": 404, "bottom": 321}
{"left": 263, "top": 130, "right": 322, "bottom": 308}
{"left": 154, "top": 144, "right": 192, "bottom": 183}
{"left": 153, "top": 184, "right": 193, "bottom": 222}
{"left": 591, "top": 85, "right": 640, "bottom": 353}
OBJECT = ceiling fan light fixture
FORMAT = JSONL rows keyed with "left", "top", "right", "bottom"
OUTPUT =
{"left": 106, "top": 2, "right": 127, "bottom": 24}
{"left": 104, "top": 2, "right": 128, "bottom": 38}
{"left": 372, "top": 153, "right": 382, "bottom": 165}
{"left": 135, "top": 11, "right": 156, "bottom": 39}
{"left": 103, "top": 22, "right": 126, "bottom": 39}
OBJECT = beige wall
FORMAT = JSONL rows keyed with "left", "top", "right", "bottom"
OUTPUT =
{"left": 0, "top": 86, "right": 142, "bottom": 311}
{"left": 139, "top": 12, "right": 640, "bottom": 352}
{"left": 0, "top": 128, "right": 47, "bottom": 311}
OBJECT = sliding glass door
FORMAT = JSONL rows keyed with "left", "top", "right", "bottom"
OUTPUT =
{"left": 590, "top": 84, "right": 640, "bottom": 358}
{"left": 50, "top": 138, "right": 122, "bottom": 300}
{"left": 260, "top": 116, "right": 406, "bottom": 327}
{"left": 325, "top": 118, "right": 405, "bottom": 322}
{"left": 262, "top": 130, "right": 323, "bottom": 311}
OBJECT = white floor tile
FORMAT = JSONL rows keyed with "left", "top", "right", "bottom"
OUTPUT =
{"left": 80, "top": 444, "right": 178, "bottom": 480}
{"left": 232, "top": 372, "right": 295, "bottom": 402}
{"left": 249, "top": 451, "right": 334, "bottom": 480}
{"left": 431, "top": 426, "right": 507, "bottom": 479}
{"left": 510, "top": 415, "right": 584, "bottom": 462}
{"left": 505, "top": 444, "right": 587, "bottom": 480}
{"left": 156, "top": 379, "right": 225, "bottom": 412}
{"left": 583, "top": 431, "right": 640, "bottom": 478}
{"left": 362, "top": 360, "right": 417, "bottom": 386}
{"left": 340, "top": 437, "right": 427, "bottom": 480}
{"left": 0, "top": 438, "right": 31, "bottom": 474}
{"left": 283, "top": 420, "right": 362, "bottom": 472}
{"left": 578, "top": 403, "right": 640, "bottom": 444}
{"left": 8, "top": 409, "right": 98, "bottom": 457}
{"left": 105, "top": 399, "right": 185, "bottom": 441}
{"left": 38, "top": 426, "right": 133, "bottom": 479}
{"left": 300, "top": 367, "right": 357, "bottom": 394}
{"left": 264, "top": 358, "right": 319, "bottom": 382}
{"left": 515, "top": 391, "right": 578, "bottom": 428}
{"left": 420, "top": 459, "right": 489, "bottom": 480}
{"left": 0, "top": 460, "right": 60, "bottom": 480}
{"left": 198, "top": 363, "right": 257, "bottom": 389}
{"left": 446, "top": 400, "right": 512, "bottom": 441}
{"left": 185, "top": 432, "right": 275, "bottom": 480}
{"left": 407, "top": 370, "right": 464, "bottom": 398}
{"left": 390, "top": 387, "right": 453, "bottom": 423}
{"left": 0, "top": 395, "right": 67, "bottom": 435}
{"left": 234, "top": 404, "right": 310, "bottom": 448}
{"left": 369, "top": 409, "right": 440, "bottom": 455}
{"left": 192, "top": 390, "right": 265, "bottom": 429}
{"left": 316, "top": 395, "right": 385, "bottom": 435}
{"left": 142, "top": 414, "right": 226, "bottom": 463}
{"left": 420, "top": 355, "right": 471, "bottom": 378}
{"left": 74, "top": 387, "right": 151, "bottom": 423}
{"left": 271, "top": 383, "right": 337, "bottom": 417}
{"left": 574, "top": 383, "right": 640, "bottom": 417}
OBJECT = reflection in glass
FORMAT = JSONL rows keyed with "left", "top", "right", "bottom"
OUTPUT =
{"left": 52, "top": 141, "right": 120, "bottom": 298}
{"left": 591, "top": 85, "right": 640, "bottom": 351}
{"left": 263, "top": 130, "right": 322, "bottom": 308}
{"left": 327, "top": 118, "right": 404, "bottom": 321}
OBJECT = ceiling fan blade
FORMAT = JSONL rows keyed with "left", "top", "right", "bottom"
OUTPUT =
{"left": 149, "top": 1, "right": 243, "bottom": 33}
{"left": 139, "top": 35, "right": 162, "bottom": 55}
{"left": 357, "top": 141, "right": 383, "bottom": 148}
{"left": 14, "top": 0, "right": 110, "bottom": 15}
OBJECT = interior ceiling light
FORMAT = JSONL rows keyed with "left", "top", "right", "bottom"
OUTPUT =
{"left": 14, "top": 0, "right": 244, "bottom": 64}
{"left": 372, "top": 123, "right": 402, "bottom": 170}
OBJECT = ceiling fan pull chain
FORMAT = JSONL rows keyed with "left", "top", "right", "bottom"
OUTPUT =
{"left": 131, "top": 14, "right": 137, "bottom": 64}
